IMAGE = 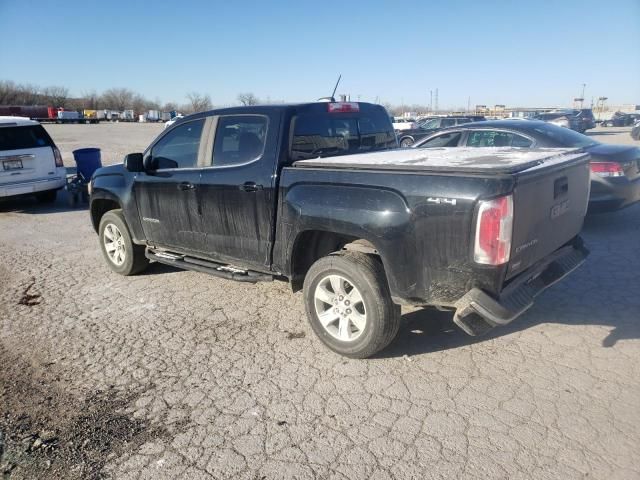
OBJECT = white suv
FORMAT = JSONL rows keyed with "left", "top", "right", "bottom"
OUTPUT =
{"left": 0, "top": 116, "right": 66, "bottom": 202}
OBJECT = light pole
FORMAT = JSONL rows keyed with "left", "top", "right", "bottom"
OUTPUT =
{"left": 580, "top": 83, "right": 586, "bottom": 108}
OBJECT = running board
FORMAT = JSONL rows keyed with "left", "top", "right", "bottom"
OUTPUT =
{"left": 146, "top": 249, "right": 273, "bottom": 283}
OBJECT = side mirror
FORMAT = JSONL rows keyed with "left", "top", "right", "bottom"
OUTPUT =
{"left": 124, "top": 152, "right": 144, "bottom": 172}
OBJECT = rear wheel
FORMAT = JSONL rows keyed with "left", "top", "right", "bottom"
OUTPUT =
{"left": 303, "top": 252, "right": 400, "bottom": 358}
{"left": 99, "top": 210, "right": 149, "bottom": 275}
{"left": 35, "top": 189, "right": 57, "bottom": 203}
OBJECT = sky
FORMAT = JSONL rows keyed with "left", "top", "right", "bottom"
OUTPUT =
{"left": 1, "top": 0, "right": 639, "bottom": 108}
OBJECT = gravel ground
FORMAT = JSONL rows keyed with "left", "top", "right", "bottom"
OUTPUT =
{"left": 1, "top": 126, "right": 639, "bottom": 479}
{"left": 43, "top": 122, "right": 164, "bottom": 168}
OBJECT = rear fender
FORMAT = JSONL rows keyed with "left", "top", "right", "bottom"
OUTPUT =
{"left": 280, "top": 184, "right": 415, "bottom": 300}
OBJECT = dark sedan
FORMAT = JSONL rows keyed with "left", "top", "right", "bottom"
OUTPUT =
{"left": 413, "top": 119, "right": 640, "bottom": 213}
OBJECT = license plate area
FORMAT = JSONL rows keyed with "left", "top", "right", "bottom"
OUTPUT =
{"left": 3, "top": 159, "right": 23, "bottom": 170}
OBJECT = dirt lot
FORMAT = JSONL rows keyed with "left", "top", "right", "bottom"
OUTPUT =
{"left": 1, "top": 124, "right": 639, "bottom": 479}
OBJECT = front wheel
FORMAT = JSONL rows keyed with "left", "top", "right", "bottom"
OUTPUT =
{"left": 99, "top": 209, "right": 149, "bottom": 275}
{"left": 399, "top": 137, "right": 414, "bottom": 148}
{"left": 303, "top": 252, "right": 401, "bottom": 358}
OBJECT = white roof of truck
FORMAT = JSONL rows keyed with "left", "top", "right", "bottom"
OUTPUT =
{"left": 293, "top": 147, "right": 584, "bottom": 174}
{"left": 0, "top": 116, "right": 40, "bottom": 126}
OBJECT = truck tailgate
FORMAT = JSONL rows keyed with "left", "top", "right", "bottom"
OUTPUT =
{"left": 506, "top": 151, "right": 590, "bottom": 280}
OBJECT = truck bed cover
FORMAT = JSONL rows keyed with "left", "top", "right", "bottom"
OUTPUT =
{"left": 293, "top": 147, "right": 585, "bottom": 175}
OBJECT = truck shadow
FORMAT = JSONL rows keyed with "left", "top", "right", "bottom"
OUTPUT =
{"left": 0, "top": 191, "right": 88, "bottom": 214}
{"left": 378, "top": 204, "right": 640, "bottom": 359}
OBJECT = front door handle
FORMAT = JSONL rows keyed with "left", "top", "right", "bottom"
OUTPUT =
{"left": 239, "top": 182, "right": 263, "bottom": 192}
{"left": 178, "top": 182, "right": 195, "bottom": 191}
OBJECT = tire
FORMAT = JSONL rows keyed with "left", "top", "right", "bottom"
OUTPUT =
{"left": 35, "top": 189, "right": 57, "bottom": 203}
{"left": 68, "top": 191, "right": 78, "bottom": 207}
{"left": 303, "top": 251, "right": 401, "bottom": 358}
{"left": 98, "top": 209, "right": 149, "bottom": 275}
{"left": 399, "top": 137, "right": 414, "bottom": 148}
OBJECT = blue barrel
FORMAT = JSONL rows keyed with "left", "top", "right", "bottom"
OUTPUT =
{"left": 72, "top": 148, "right": 102, "bottom": 180}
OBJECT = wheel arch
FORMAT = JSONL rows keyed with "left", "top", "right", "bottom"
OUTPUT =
{"left": 288, "top": 229, "right": 382, "bottom": 292}
{"left": 90, "top": 194, "right": 122, "bottom": 233}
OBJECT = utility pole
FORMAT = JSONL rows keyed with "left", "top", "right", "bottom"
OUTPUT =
{"left": 435, "top": 88, "right": 439, "bottom": 114}
{"left": 429, "top": 90, "right": 433, "bottom": 113}
{"left": 467, "top": 96, "right": 470, "bottom": 113}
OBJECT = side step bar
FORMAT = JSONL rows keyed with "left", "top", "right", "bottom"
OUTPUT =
{"left": 146, "top": 249, "right": 273, "bottom": 283}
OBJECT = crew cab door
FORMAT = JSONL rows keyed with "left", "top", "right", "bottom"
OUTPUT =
{"left": 194, "top": 113, "right": 279, "bottom": 270}
{"left": 134, "top": 118, "right": 206, "bottom": 251}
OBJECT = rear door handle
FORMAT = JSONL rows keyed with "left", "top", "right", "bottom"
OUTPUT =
{"left": 239, "top": 182, "right": 263, "bottom": 192}
{"left": 178, "top": 182, "right": 195, "bottom": 191}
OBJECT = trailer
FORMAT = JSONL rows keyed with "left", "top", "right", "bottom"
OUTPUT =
{"left": 0, "top": 105, "right": 103, "bottom": 123}
{"left": 121, "top": 109, "right": 135, "bottom": 122}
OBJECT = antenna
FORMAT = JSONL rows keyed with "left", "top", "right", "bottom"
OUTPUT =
{"left": 331, "top": 74, "right": 342, "bottom": 101}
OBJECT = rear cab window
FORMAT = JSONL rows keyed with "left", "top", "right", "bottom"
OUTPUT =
{"left": 290, "top": 104, "right": 397, "bottom": 162}
{"left": 213, "top": 115, "right": 268, "bottom": 166}
{"left": 0, "top": 125, "right": 54, "bottom": 151}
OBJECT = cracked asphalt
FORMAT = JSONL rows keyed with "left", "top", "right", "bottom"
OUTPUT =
{"left": 0, "top": 125, "right": 639, "bottom": 479}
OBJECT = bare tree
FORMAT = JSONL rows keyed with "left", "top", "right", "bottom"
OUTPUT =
{"left": 186, "top": 92, "right": 212, "bottom": 113}
{"left": 81, "top": 90, "right": 100, "bottom": 109}
{"left": 16, "top": 83, "right": 41, "bottom": 105}
{"left": 101, "top": 88, "right": 136, "bottom": 110}
{"left": 43, "top": 86, "right": 69, "bottom": 108}
{"left": 237, "top": 92, "right": 259, "bottom": 106}
{"left": 0, "top": 80, "right": 19, "bottom": 104}
{"left": 162, "top": 102, "right": 179, "bottom": 112}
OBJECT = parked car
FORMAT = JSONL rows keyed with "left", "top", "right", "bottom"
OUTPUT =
{"left": 602, "top": 112, "right": 640, "bottom": 127}
{"left": 573, "top": 108, "right": 596, "bottom": 132}
{"left": 392, "top": 117, "right": 418, "bottom": 131}
{"left": 631, "top": 121, "right": 640, "bottom": 141}
{"left": 164, "top": 114, "right": 184, "bottom": 129}
{"left": 0, "top": 116, "right": 66, "bottom": 203}
{"left": 413, "top": 120, "right": 640, "bottom": 213}
{"left": 90, "top": 102, "right": 590, "bottom": 358}
{"left": 397, "top": 115, "right": 486, "bottom": 147}
{"left": 533, "top": 111, "right": 584, "bottom": 132}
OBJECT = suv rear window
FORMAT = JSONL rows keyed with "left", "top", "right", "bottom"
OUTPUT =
{"left": 290, "top": 109, "right": 397, "bottom": 161}
{"left": 0, "top": 125, "right": 54, "bottom": 151}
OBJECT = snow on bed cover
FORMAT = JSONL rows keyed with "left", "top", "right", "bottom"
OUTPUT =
{"left": 294, "top": 147, "right": 582, "bottom": 170}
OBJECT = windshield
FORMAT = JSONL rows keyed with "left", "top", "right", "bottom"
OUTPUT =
{"left": 290, "top": 110, "right": 397, "bottom": 161}
{"left": 533, "top": 123, "right": 598, "bottom": 148}
{"left": 419, "top": 118, "right": 440, "bottom": 129}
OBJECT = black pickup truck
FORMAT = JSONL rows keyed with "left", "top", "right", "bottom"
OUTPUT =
{"left": 90, "top": 101, "right": 590, "bottom": 358}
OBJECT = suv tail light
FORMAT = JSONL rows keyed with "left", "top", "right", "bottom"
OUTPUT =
{"left": 327, "top": 102, "right": 360, "bottom": 113}
{"left": 52, "top": 146, "right": 64, "bottom": 167}
{"left": 474, "top": 194, "right": 513, "bottom": 265}
{"left": 590, "top": 161, "right": 624, "bottom": 177}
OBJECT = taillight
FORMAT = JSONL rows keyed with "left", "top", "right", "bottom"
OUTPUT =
{"left": 52, "top": 146, "right": 64, "bottom": 167}
{"left": 327, "top": 102, "right": 360, "bottom": 113}
{"left": 474, "top": 194, "right": 513, "bottom": 265}
{"left": 590, "top": 161, "right": 624, "bottom": 177}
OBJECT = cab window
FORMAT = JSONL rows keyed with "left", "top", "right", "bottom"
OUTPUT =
{"left": 213, "top": 115, "right": 267, "bottom": 167}
{"left": 151, "top": 119, "right": 204, "bottom": 169}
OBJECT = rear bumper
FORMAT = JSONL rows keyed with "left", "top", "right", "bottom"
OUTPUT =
{"left": 453, "top": 239, "right": 588, "bottom": 336}
{"left": 0, "top": 176, "right": 65, "bottom": 198}
{"left": 588, "top": 175, "right": 640, "bottom": 213}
